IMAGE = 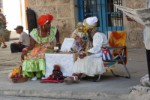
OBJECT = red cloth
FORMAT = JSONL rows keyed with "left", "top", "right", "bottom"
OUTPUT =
{"left": 40, "top": 78, "right": 64, "bottom": 83}
{"left": 40, "top": 65, "right": 64, "bottom": 83}
{"left": 37, "top": 14, "right": 53, "bottom": 26}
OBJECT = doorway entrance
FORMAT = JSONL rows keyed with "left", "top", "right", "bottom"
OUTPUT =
{"left": 3, "top": 0, "right": 28, "bottom": 32}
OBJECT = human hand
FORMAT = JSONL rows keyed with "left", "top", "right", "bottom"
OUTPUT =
{"left": 21, "top": 48, "right": 28, "bottom": 61}
{"left": 74, "top": 53, "right": 79, "bottom": 58}
{"left": 79, "top": 52, "right": 86, "bottom": 59}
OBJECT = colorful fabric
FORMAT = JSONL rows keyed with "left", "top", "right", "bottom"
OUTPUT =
{"left": 109, "top": 31, "right": 126, "bottom": 47}
{"left": 41, "top": 65, "right": 64, "bottom": 83}
{"left": 71, "top": 42, "right": 83, "bottom": 52}
{"left": 22, "top": 27, "right": 57, "bottom": 78}
{"left": 22, "top": 59, "right": 46, "bottom": 78}
{"left": 30, "top": 27, "right": 57, "bottom": 44}
{"left": 29, "top": 45, "right": 47, "bottom": 57}
{"left": 108, "top": 31, "right": 127, "bottom": 63}
{"left": 71, "top": 22, "right": 88, "bottom": 39}
{"left": 102, "top": 48, "right": 112, "bottom": 61}
{"left": 71, "top": 22, "right": 89, "bottom": 53}
{"left": 9, "top": 67, "right": 21, "bottom": 78}
{"left": 73, "top": 32, "right": 107, "bottom": 76}
{"left": 37, "top": 14, "right": 53, "bottom": 26}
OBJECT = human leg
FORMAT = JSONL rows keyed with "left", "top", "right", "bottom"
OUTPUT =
{"left": 64, "top": 73, "right": 81, "bottom": 84}
{"left": 10, "top": 43, "right": 25, "bottom": 53}
{"left": 18, "top": 44, "right": 26, "bottom": 52}
{"left": 0, "top": 36, "right": 2, "bottom": 47}
{"left": 1, "top": 36, "right": 7, "bottom": 48}
{"left": 10, "top": 43, "right": 20, "bottom": 53}
{"left": 146, "top": 49, "right": 150, "bottom": 80}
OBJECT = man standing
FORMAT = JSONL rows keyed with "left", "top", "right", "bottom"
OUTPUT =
{"left": 144, "top": 0, "right": 150, "bottom": 80}
{"left": 0, "top": 9, "right": 7, "bottom": 48}
{"left": 10, "top": 26, "right": 30, "bottom": 53}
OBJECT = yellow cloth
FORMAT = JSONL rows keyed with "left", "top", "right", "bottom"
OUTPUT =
{"left": 108, "top": 31, "right": 127, "bottom": 64}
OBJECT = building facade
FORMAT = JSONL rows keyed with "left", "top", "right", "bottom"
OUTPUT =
{"left": 28, "top": 0, "right": 146, "bottom": 48}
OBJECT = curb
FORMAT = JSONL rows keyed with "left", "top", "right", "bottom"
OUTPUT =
{"left": 0, "top": 89, "right": 128, "bottom": 100}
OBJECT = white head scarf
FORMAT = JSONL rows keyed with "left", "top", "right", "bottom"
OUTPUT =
{"left": 83, "top": 16, "right": 98, "bottom": 29}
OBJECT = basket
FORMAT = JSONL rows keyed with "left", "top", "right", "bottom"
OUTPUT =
{"left": 11, "top": 77, "right": 28, "bottom": 83}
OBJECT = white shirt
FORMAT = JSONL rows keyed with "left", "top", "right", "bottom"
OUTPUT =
{"left": 88, "top": 32, "right": 108, "bottom": 57}
{"left": 143, "top": 0, "right": 150, "bottom": 50}
{"left": 19, "top": 32, "right": 30, "bottom": 46}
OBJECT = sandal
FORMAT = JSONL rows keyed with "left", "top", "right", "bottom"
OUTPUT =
{"left": 2, "top": 45, "right": 7, "bottom": 48}
{"left": 64, "top": 76, "right": 80, "bottom": 84}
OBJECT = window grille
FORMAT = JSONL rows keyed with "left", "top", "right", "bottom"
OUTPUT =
{"left": 77, "top": 0, "right": 124, "bottom": 34}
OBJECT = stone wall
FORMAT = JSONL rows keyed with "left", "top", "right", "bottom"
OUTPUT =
{"left": 123, "top": 0, "right": 147, "bottom": 48}
{"left": 0, "top": 0, "right": 2, "bottom": 10}
{"left": 28, "top": 0, "right": 148, "bottom": 48}
{"left": 28, "top": 0, "right": 76, "bottom": 42}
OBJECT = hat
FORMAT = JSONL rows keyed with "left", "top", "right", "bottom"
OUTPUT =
{"left": 14, "top": 26, "right": 23, "bottom": 30}
{"left": 83, "top": 16, "right": 98, "bottom": 29}
{"left": 37, "top": 14, "right": 53, "bottom": 26}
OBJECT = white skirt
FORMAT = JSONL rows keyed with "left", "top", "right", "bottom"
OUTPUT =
{"left": 73, "top": 55, "right": 106, "bottom": 76}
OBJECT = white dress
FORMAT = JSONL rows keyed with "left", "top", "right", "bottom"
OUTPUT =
{"left": 73, "top": 32, "right": 108, "bottom": 76}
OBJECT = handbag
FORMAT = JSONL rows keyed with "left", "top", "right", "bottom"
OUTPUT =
{"left": 102, "top": 48, "right": 113, "bottom": 61}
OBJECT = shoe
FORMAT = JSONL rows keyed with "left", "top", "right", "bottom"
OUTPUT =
{"left": 2, "top": 45, "right": 7, "bottom": 48}
{"left": 31, "top": 77, "right": 37, "bottom": 81}
{"left": 64, "top": 76, "right": 80, "bottom": 85}
{"left": 41, "top": 77, "right": 46, "bottom": 80}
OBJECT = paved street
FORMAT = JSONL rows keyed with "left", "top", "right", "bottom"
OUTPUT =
{"left": 0, "top": 41, "right": 148, "bottom": 99}
{"left": 0, "top": 95, "right": 84, "bottom": 100}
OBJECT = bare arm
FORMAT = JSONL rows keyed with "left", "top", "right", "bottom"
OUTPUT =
{"left": 55, "top": 29, "right": 60, "bottom": 44}
{"left": 55, "top": 29, "right": 61, "bottom": 49}
{"left": 26, "top": 36, "right": 36, "bottom": 50}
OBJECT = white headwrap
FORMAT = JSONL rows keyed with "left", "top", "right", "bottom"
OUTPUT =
{"left": 83, "top": 16, "right": 98, "bottom": 29}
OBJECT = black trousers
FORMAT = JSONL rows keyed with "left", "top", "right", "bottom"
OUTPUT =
{"left": 10, "top": 43, "right": 26, "bottom": 53}
{"left": 146, "top": 49, "right": 150, "bottom": 80}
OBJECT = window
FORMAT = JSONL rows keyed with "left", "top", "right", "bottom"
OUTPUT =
{"left": 77, "top": 0, "right": 124, "bottom": 34}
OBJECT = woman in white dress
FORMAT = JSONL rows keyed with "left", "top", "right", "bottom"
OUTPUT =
{"left": 65, "top": 16, "right": 108, "bottom": 83}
